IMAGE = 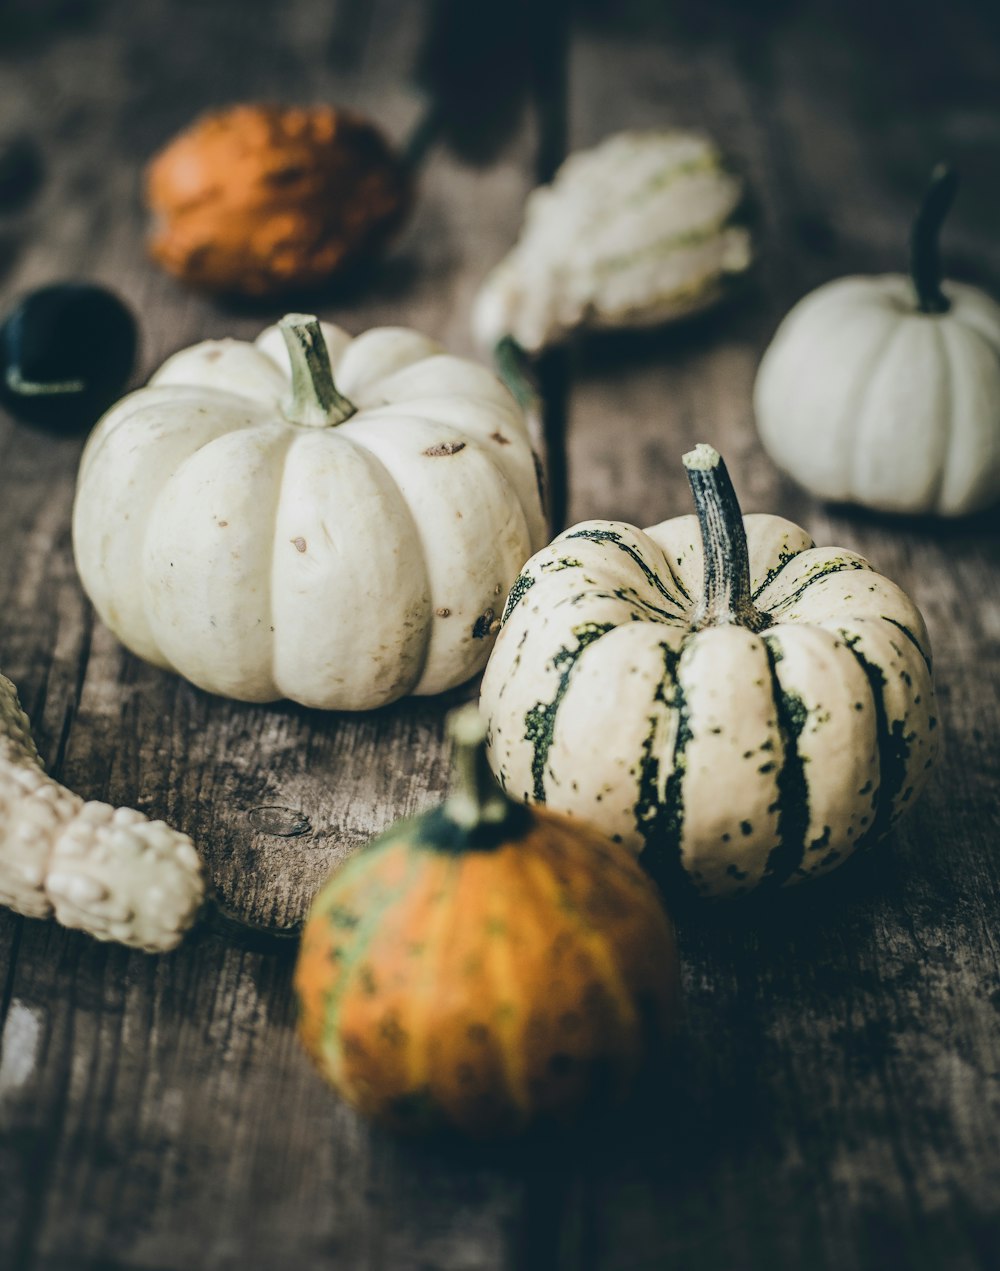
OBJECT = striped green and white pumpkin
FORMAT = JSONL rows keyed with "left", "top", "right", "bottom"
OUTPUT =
{"left": 480, "top": 446, "right": 938, "bottom": 899}
{"left": 472, "top": 131, "right": 754, "bottom": 355}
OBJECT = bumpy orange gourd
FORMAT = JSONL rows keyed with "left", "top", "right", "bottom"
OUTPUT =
{"left": 145, "top": 104, "right": 410, "bottom": 296}
{"left": 295, "top": 706, "right": 680, "bottom": 1138}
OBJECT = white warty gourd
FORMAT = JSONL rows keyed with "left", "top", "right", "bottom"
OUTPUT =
{"left": 0, "top": 671, "right": 204, "bottom": 951}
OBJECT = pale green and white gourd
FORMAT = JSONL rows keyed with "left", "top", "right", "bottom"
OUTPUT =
{"left": 0, "top": 670, "right": 204, "bottom": 950}
{"left": 481, "top": 446, "right": 938, "bottom": 898}
{"left": 472, "top": 130, "right": 754, "bottom": 355}
{"left": 755, "top": 166, "right": 1000, "bottom": 516}
{"left": 73, "top": 316, "right": 546, "bottom": 709}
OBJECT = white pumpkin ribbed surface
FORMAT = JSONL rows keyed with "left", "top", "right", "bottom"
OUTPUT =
{"left": 73, "top": 321, "right": 546, "bottom": 709}
{"left": 754, "top": 275, "right": 1000, "bottom": 516}
{"left": 481, "top": 509, "right": 938, "bottom": 898}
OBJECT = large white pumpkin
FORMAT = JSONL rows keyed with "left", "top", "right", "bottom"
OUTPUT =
{"left": 755, "top": 166, "right": 1000, "bottom": 516}
{"left": 73, "top": 316, "right": 546, "bottom": 709}
{"left": 481, "top": 446, "right": 938, "bottom": 899}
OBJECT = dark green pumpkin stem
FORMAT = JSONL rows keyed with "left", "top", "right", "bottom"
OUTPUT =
{"left": 444, "top": 704, "right": 514, "bottom": 829}
{"left": 910, "top": 164, "right": 959, "bottom": 315}
{"left": 493, "top": 335, "right": 539, "bottom": 413}
{"left": 683, "top": 444, "right": 768, "bottom": 633}
{"left": 279, "top": 314, "right": 356, "bottom": 427}
{"left": 493, "top": 334, "right": 564, "bottom": 534}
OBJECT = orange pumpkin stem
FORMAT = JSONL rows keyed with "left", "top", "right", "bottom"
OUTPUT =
{"left": 444, "top": 704, "right": 513, "bottom": 829}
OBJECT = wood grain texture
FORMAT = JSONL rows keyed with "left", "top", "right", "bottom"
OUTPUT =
{"left": 0, "top": 2, "right": 537, "bottom": 1268}
{"left": 559, "top": 5, "right": 1000, "bottom": 1269}
{"left": 2, "top": 0, "right": 1000, "bottom": 1268}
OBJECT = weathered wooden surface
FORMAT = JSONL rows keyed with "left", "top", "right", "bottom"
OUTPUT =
{"left": 2, "top": 1, "right": 999, "bottom": 1267}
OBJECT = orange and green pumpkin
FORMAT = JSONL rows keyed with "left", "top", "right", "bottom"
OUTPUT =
{"left": 294, "top": 705, "right": 680, "bottom": 1138}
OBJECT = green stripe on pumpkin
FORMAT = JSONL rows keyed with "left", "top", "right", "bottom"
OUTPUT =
{"left": 556, "top": 584, "right": 689, "bottom": 626}
{"left": 623, "top": 148, "right": 727, "bottom": 210}
{"left": 523, "top": 621, "right": 617, "bottom": 802}
{"left": 840, "top": 633, "right": 913, "bottom": 848}
{"left": 582, "top": 147, "right": 726, "bottom": 237}
{"left": 882, "top": 616, "right": 932, "bottom": 671}
{"left": 751, "top": 542, "right": 809, "bottom": 601}
{"left": 593, "top": 216, "right": 743, "bottom": 279}
{"left": 564, "top": 528, "right": 688, "bottom": 608}
{"left": 767, "top": 558, "right": 870, "bottom": 613}
{"left": 501, "top": 572, "right": 535, "bottom": 625}
{"left": 312, "top": 840, "right": 430, "bottom": 1065}
{"left": 760, "top": 637, "right": 810, "bottom": 887}
{"left": 634, "top": 642, "right": 695, "bottom": 897}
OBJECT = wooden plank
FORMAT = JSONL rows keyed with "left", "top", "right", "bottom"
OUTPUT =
{"left": 0, "top": 0, "right": 548, "bottom": 1266}
{"left": 2, "top": 1, "right": 1000, "bottom": 1268}
{"left": 560, "top": 5, "right": 1000, "bottom": 1270}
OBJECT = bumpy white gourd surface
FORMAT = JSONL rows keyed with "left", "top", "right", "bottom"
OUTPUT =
{"left": 73, "top": 322, "right": 546, "bottom": 709}
{"left": 472, "top": 130, "right": 753, "bottom": 354}
{"left": 480, "top": 515, "right": 938, "bottom": 898}
{"left": 0, "top": 672, "right": 205, "bottom": 951}
{"left": 754, "top": 276, "right": 1000, "bottom": 516}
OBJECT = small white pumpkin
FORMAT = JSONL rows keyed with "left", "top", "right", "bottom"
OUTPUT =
{"left": 0, "top": 670, "right": 204, "bottom": 951}
{"left": 73, "top": 315, "right": 547, "bottom": 709}
{"left": 755, "top": 166, "right": 1000, "bottom": 516}
{"left": 481, "top": 445, "right": 938, "bottom": 899}
{"left": 472, "top": 130, "right": 753, "bottom": 355}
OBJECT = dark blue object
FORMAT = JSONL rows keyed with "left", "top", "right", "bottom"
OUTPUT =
{"left": 0, "top": 283, "right": 137, "bottom": 429}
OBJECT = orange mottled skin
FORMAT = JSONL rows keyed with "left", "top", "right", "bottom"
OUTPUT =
{"left": 295, "top": 807, "right": 679, "bottom": 1138}
{"left": 146, "top": 103, "right": 411, "bottom": 296}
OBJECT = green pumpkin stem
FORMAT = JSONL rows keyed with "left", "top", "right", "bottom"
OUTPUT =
{"left": 493, "top": 335, "right": 539, "bottom": 414}
{"left": 279, "top": 314, "right": 356, "bottom": 427}
{"left": 683, "top": 444, "right": 768, "bottom": 633}
{"left": 493, "top": 335, "right": 562, "bottom": 534}
{"left": 910, "top": 164, "right": 959, "bottom": 316}
{"left": 444, "top": 704, "right": 514, "bottom": 830}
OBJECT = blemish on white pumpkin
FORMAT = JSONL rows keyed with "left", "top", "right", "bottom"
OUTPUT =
{"left": 218, "top": 521, "right": 228, "bottom": 528}
{"left": 436, "top": 608, "right": 451, "bottom": 618}
{"left": 292, "top": 537, "right": 307, "bottom": 552}
{"left": 424, "top": 441, "right": 466, "bottom": 457}
{"left": 490, "top": 431, "right": 511, "bottom": 446}
{"left": 472, "top": 610, "right": 495, "bottom": 640}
